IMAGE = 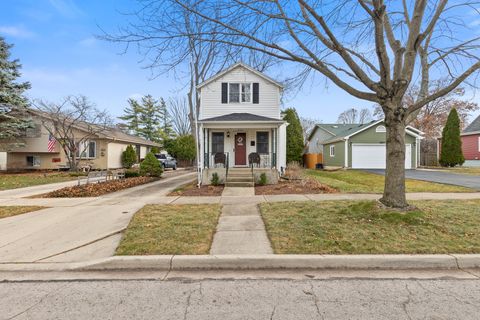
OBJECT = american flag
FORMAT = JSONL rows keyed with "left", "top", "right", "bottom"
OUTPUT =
{"left": 47, "top": 134, "right": 56, "bottom": 152}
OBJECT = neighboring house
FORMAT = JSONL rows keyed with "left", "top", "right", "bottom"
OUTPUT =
{"left": 1, "top": 111, "right": 159, "bottom": 171}
{"left": 197, "top": 62, "right": 287, "bottom": 184}
{"left": 461, "top": 114, "right": 480, "bottom": 166}
{"left": 306, "top": 120, "right": 423, "bottom": 169}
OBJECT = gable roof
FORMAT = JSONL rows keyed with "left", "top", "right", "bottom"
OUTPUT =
{"left": 27, "top": 109, "right": 160, "bottom": 147}
{"left": 463, "top": 114, "right": 480, "bottom": 135}
{"left": 310, "top": 120, "right": 423, "bottom": 145}
{"left": 196, "top": 62, "right": 284, "bottom": 89}
{"left": 198, "top": 113, "right": 284, "bottom": 123}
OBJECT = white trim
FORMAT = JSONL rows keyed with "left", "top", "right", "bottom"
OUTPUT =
{"left": 344, "top": 138, "right": 349, "bottom": 167}
{"left": 461, "top": 131, "right": 480, "bottom": 136}
{"left": 478, "top": 137, "right": 480, "bottom": 152}
{"left": 227, "top": 82, "right": 252, "bottom": 104}
{"left": 197, "top": 62, "right": 284, "bottom": 89}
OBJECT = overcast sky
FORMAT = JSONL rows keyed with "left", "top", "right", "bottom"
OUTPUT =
{"left": 1, "top": 0, "right": 479, "bottom": 124}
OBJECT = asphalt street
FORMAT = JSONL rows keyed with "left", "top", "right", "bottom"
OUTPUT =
{"left": 1, "top": 277, "right": 479, "bottom": 319}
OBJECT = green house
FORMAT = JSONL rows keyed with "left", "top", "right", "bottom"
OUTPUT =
{"left": 306, "top": 120, "right": 423, "bottom": 169}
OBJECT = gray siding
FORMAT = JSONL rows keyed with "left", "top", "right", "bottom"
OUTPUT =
{"left": 306, "top": 127, "right": 335, "bottom": 154}
{"left": 323, "top": 141, "right": 345, "bottom": 167}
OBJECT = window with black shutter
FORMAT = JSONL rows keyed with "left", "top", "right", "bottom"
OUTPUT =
{"left": 256, "top": 132, "right": 269, "bottom": 154}
{"left": 221, "top": 83, "right": 228, "bottom": 103}
{"left": 212, "top": 132, "right": 225, "bottom": 153}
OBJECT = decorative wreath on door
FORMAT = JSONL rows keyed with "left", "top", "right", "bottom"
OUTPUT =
{"left": 236, "top": 136, "right": 244, "bottom": 145}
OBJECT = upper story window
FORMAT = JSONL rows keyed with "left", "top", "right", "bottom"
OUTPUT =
{"left": 222, "top": 82, "right": 259, "bottom": 104}
{"left": 376, "top": 125, "right": 386, "bottom": 133}
{"left": 228, "top": 83, "right": 251, "bottom": 103}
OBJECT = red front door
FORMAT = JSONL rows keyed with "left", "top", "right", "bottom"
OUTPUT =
{"left": 234, "top": 133, "right": 247, "bottom": 165}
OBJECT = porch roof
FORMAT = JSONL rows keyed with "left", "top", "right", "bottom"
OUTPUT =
{"left": 198, "top": 113, "right": 284, "bottom": 123}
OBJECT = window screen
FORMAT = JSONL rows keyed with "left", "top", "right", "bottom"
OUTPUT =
{"left": 212, "top": 132, "right": 224, "bottom": 153}
{"left": 256, "top": 132, "right": 269, "bottom": 154}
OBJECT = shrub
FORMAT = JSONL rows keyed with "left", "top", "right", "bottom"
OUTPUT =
{"left": 150, "top": 146, "right": 160, "bottom": 154}
{"left": 210, "top": 172, "right": 220, "bottom": 186}
{"left": 258, "top": 173, "right": 267, "bottom": 186}
{"left": 283, "top": 108, "right": 304, "bottom": 164}
{"left": 285, "top": 161, "right": 304, "bottom": 180}
{"left": 139, "top": 152, "right": 163, "bottom": 177}
{"left": 166, "top": 135, "right": 196, "bottom": 162}
{"left": 125, "top": 169, "right": 140, "bottom": 178}
{"left": 122, "top": 145, "right": 137, "bottom": 168}
{"left": 439, "top": 108, "right": 465, "bottom": 167}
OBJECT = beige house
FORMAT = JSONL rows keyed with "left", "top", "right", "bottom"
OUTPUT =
{"left": 1, "top": 112, "right": 159, "bottom": 171}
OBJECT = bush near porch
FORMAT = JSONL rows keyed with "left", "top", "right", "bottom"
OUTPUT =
{"left": 260, "top": 200, "right": 480, "bottom": 254}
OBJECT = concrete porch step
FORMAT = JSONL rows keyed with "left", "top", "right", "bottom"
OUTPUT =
{"left": 225, "top": 181, "right": 255, "bottom": 187}
{"left": 227, "top": 177, "right": 254, "bottom": 183}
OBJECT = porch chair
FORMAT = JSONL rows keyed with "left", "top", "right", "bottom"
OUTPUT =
{"left": 213, "top": 152, "right": 226, "bottom": 168}
{"left": 248, "top": 152, "right": 261, "bottom": 168}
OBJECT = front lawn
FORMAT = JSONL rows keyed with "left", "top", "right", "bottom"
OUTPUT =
{"left": 116, "top": 204, "right": 221, "bottom": 255}
{"left": 0, "top": 206, "right": 46, "bottom": 219}
{"left": 425, "top": 166, "right": 480, "bottom": 176}
{"left": 260, "top": 200, "right": 480, "bottom": 254}
{"left": 306, "top": 169, "right": 472, "bottom": 193}
{"left": 0, "top": 172, "right": 77, "bottom": 191}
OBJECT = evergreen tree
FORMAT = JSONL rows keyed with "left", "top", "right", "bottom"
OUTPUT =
{"left": 0, "top": 37, "right": 33, "bottom": 148}
{"left": 138, "top": 95, "right": 162, "bottom": 142}
{"left": 166, "top": 134, "right": 196, "bottom": 161}
{"left": 118, "top": 98, "right": 142, "bottom": 135}
{"left": 439, "top": 108, "right": 465, "bottom": 167}
{"left": 121, "top": 145, "right": 137, "bottom": 168}
{"left": 140, "top": 152, "right": 163, "bottom": 177}
{"left": 158, "top": 97, "right": 174, "bottom": 140}
{"left": 283, "top": 108, "right": 304, "bottom": 164}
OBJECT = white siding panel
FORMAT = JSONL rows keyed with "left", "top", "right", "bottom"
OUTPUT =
{"left": 200, "top": 66, "right": 281, "bottom": 119}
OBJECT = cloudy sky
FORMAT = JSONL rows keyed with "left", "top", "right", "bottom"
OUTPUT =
{"left": 1, "top": 0, "right": 479, "bottom": 124}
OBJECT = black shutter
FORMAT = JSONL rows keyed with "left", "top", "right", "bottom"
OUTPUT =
{"left": 253, "top": 83, "right": 259, "bottom": 104}
{"left": 221, "top": 83, "right": 228, "bottom": 104}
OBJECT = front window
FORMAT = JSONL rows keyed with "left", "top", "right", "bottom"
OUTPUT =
{"left": 212, "top": 132, "right": 224, "bottom": 153}
{"left": 256, "top": 132, "right": 269, "bottom": 154}
{"left": 26, "top": 156, "right": 40, "bottom": 167}
{"left": 75, "top": 140, "right": 97, "bottom": 159}
{"left": 229, "top": 83, "right": 251, "bottom": 103}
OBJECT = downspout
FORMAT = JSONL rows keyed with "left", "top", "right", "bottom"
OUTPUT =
{"left": 344, "top": 138, "right": 349, "bottom": 168}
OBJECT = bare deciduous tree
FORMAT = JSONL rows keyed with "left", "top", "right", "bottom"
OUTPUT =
{"left": 300, "top": 116, "right": 321, "bottom": 142}
{"left": 164, "top": 0, "right": 480, "bottom": 208}
{"left": 337, "top": 108, "right": 373, "bottom": 124}
{"left": 169, "top": 96, "right": 192, "bottom": 136}
{"left": 35, "top": 95, "right": 112, "bottom": 171}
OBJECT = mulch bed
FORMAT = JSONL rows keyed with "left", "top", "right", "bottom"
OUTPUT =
{"left": 168, "top": 182, "right": 224, "bottom": 196}
{"left": 36, "top": 177, "right": 158, "bottom": 198}
{"left": 255, "top": 178, "right": 338, "bottom": 195}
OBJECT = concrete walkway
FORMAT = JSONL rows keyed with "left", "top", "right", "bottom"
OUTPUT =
{"left": 210, "top": 204, "right": 272, "bottom": 254}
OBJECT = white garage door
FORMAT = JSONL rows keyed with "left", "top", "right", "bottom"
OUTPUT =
{"left": 352, "top": 144, "right": 412, "bottom": 169}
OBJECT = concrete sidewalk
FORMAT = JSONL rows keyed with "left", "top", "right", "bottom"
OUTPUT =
{"left": 210, "top": 204, "right": 272, "bottom": 254}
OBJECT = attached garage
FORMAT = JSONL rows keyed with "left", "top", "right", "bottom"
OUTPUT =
{"left": 351, "top": 144, "right": 412, "bottom": 169}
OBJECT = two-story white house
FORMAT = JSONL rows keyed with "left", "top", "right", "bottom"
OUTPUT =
{"left": 197, "top": 62, "right": 287, "bottom": 185}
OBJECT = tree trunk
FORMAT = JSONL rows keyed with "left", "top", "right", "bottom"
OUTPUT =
{"left": 381, "top": 108, "right": 409, "bottom": 208}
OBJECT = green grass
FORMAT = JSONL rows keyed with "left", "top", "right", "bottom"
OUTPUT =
{"left": 260, "top": 200, "right": 480, "bottom": 254}
{"left": 306, "top": 169, "right": 473, "bottom": 193}
{"left": 0, "top": 172, "right": 77, "bottom": 190}
{"left": 116, "top": 204, "right": 222, "bottom": 255}
{"left": 0, "top": 206, "right": 46, "bottom": 219}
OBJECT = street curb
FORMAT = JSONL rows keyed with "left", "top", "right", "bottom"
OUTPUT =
{"left": 1, "top": 254, "right": 479, "bottom": 272}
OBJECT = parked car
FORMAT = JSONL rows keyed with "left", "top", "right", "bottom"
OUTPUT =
{"left": 155, "top": 154, "right": 177, "bottom": 170}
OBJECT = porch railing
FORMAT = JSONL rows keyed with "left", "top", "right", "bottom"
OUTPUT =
{"left": 248, "top": 152, "right": 276, "bottom": 169}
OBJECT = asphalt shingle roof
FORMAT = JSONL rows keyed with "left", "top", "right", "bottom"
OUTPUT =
{"left": 315, "top": 121, "right": 378, "bottom": 144}
{"left": 463, "top": 114, "right": 480, "bottom": 134}
{"left": 199, "top": 113, "right": 283, "bottom": 122}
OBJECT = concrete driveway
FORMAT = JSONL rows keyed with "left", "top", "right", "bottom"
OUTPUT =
{"left": 365, "top": 169, "right": 480, "bottom": 190}
{"left": 0, "top": 171, "right": 195, "bottom": 263}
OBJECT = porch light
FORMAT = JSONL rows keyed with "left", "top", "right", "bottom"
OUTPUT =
{"left": 226, "top": 131, "right": 230, "bottom": 138}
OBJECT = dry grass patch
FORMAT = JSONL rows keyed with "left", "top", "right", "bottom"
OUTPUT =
{"left": 260, "top": 200, "right": 480, "bottom": 254}
{"left": 0, "top": 172, "right": 76, "bottom": 190}
{"left": 0, "top": 206, "right": 46, "bottom": 219}
{"left": 116, "top": 204, "right": 221, "bottom": 255}
{"left": 306, "top": 169, "right": 473, "bottom": 193}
